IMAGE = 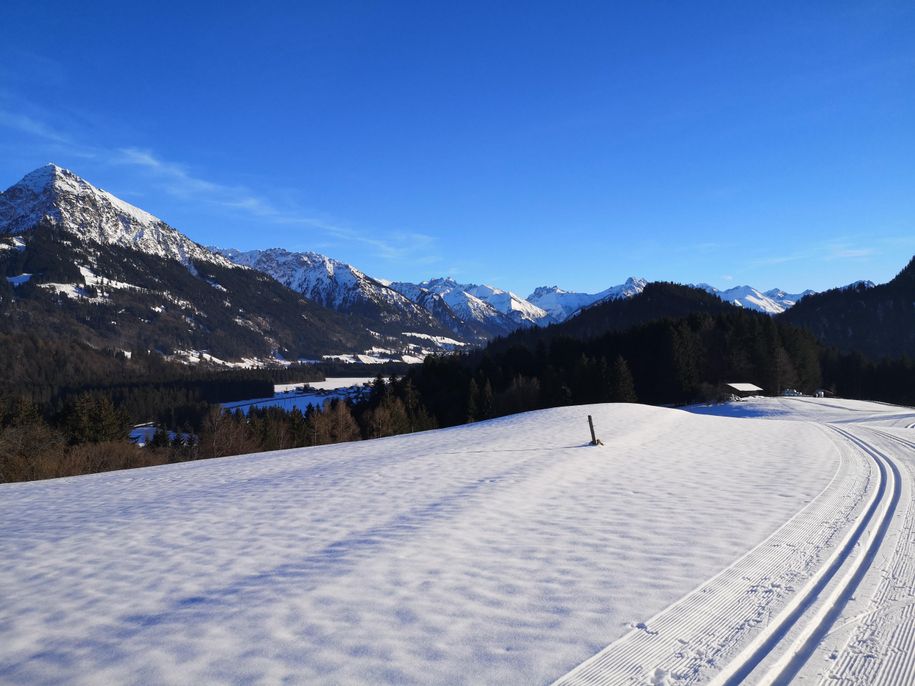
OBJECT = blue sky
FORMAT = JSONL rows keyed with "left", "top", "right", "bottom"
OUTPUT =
{"left": 1, "top": 1, "right": 913, "bottom": 296}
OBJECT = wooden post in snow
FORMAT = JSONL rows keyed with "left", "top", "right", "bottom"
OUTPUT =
{"left": 588, "top": 415, "right": 603, "bottom": 446}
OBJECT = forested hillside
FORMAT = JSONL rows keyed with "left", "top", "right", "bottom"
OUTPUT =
{"left": 0, "top": 224, "right": 378, "bottom": 360}
{"left": 780, "top": 257, "right": 915, "bottom": 359}
{"left": 491, "top": 282, "right": 734, "bottom": 349}
{"left": 383, "top": 307, "right": 915, "bottom": 430}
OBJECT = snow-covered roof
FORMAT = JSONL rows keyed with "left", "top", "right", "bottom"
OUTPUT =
{"left": 726, "top": 382, "right": 764, "bottom": 392}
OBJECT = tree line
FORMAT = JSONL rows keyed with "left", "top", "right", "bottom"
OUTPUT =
{"left": 376, "top": 309, "right": 915, "bottom": 429}
{"left": 0, "top": 376, "right": 435, "bottom": 483}
{"left": 4, "top": 307, "right": 914, "bottom": 483}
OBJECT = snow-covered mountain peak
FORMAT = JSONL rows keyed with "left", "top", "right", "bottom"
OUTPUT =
{"left": 6, "top": 164, "right": 159, "bottom": 230}
{"left": 465, "top": 283, "right": 548, "bottom": 319}
{"left": 841, "top": 280, "right": 876, "bottom": 291}
{"left": 417, "top": 277, "right": 550, "bottom": 326}
{"left": 696, "top": 283, "right": 816, "bottom": 315}
{"left": 420, "top": 276, "right": 463, "bottom": 293}
{"left": 529, "top": 285, "right": 565, "bottom": 299}
{"left": 215, "top": 247, "right": 449, "bottom": 337}
{"left": 16, "top": 163, "right": 68, "bottom": 193}
{"left": 218, "top": 248, "right": 374, "bottom": 296}
{"left": 0, "top": 164, "right": 231, "bottom": 267}
{"left": 527, "top": 277, "right": 647, "bottom": 322}
{"left": 607, "top": 276, "right": 648, "bottom": 299}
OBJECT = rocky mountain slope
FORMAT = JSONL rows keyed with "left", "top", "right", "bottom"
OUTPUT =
{"left": 527, "top": 278, "right": 648, "bottom": 321}
{"left": 526, "top": 279, "right": 814, "bottom": 320}
{"left": 5, "top": 163, "right": 890, "bottom": 366}
{"left": 389, "top": 277, "right": 551, "bottom": 339}
{"left": 0, "top": 165, "right": 388, "bottom": 362}
{"left": 697, "top": 284, "right": 815, "bottom": 315}
{"left": 214, "top": 247, "right": 455, "bottom": 340}
{"left": 0, "top": 165, "right": 232, "bottom": 268}
{"left": 518, "top": 282, "right": 735, "bottom": 344}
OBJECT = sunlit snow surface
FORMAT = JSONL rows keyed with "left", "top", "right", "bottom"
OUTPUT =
{"left": 221, "top": 378, "right": 375, "bottom": 414}
{"left": 274, "top": 377, "right": 377, "bottom": 394}
{"left": 4, "top": 400, "right": 906, "bottom": 684}
{"left": 5, "top": 273, "right": 31, "bottom": 286}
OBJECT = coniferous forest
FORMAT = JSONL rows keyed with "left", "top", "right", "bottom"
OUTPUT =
{"left": 2, "top": 295, "right": 914, "bottom": 483}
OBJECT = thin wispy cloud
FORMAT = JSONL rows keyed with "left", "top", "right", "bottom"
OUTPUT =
{"left": 113, "top": 147, "right": 438, "bottom": 262}
{"left": 0, "top": 104, "right": 439, "bottom": 264}
{"left": 0, "top": 110, "right": 71, "bottom": 144}
{"left": 749, "top": 253, "right": 806, "bottom": 267}
{"left": 823, "top": 245, "right": 876, "bottom": 261}
{"left": 877, "top": 234, "right": 915, "bottom": 248}
{"left": 819, "top": 237, "right": 879, "bottom": 262}
{"left": 0, "top": 92, "right": 101, "bottom": 159}
{"left": 0, "top": 49, "right": 67, "bottom": 88}
{"left": 115, "top": 148, "right": 223, "bottom": 196}
{"left": 675, "top": 240, "right": 735, "bottom": 255}
{"left": 750, "top": 239, "right": 880, "bottom": 269}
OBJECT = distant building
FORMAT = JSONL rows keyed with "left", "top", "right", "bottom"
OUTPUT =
{"left": 724, "top": 382, "right": 764, "bottom": 398}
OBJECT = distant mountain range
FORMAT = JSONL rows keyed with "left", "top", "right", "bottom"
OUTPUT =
{"left": 0, "top": 165, "right": 448, "bottom": 364}
{"left": 695, "top": 284, "right": 816, "bottom": 315}
{"left": 213, "top": 247, "right": 452, "bottom": 338}
{"left": 391, "top": 277, "right": 551, "bottom": 336}
{"left": 213, "top": 247, "right": 821, "bottom": 337}
{"left": 526, "top": 278, "right": 649, "bottom": 321}
{"left": 2, "top": 164, "right": 907, "bottom": 365}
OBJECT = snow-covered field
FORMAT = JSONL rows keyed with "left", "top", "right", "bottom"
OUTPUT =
{"left": 222, "top": 378, "right": 374, "bottom": 414}
{"left": 273, "top": 377, "right": 377, "bottom": 394}
{"left": 1, "top": 398, "right": 913, "bottom": 684}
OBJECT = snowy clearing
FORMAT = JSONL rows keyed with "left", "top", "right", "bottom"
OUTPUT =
{"left": 1, "top": 398, "right": 913, "bottom": 684}
{"left": 5, "top": 273, "right": 32, "bottom": 286}
{"left": 224, "top": 378, "right": 374, "bottom": 415}
{"left": 273, "top": 377, "right": 376, "bottom": 394}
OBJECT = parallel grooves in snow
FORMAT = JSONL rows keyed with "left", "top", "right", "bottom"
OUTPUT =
{"left": 551, "top": 424, "right": 870, "bottom": 685}
{"left": 821, "top": 429, "right": 915, "bottom": 686}
{"left": 743, "top": 426, "right": 902, "bottom": 685}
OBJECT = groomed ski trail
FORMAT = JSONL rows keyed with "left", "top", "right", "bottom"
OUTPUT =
{"left": 552, "top": 425, "right": 874, "bottom": 686}
{"left": 553, "top": 401, "right": 915, "bottom": 686}
{"left": 707, "top": 426, "right": 902, "bottom": 685}
{"left": 817, "top": 428, "right": 915, "bottom": 686}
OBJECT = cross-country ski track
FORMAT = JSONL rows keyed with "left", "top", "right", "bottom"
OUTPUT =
{"left": 557, "top": 399, "right": 915, "bottom": 685}
{"left": 1, "top": 397, "right": 913, "bottom": 684}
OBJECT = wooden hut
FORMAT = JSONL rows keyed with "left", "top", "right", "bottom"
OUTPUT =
{"left": 724, "top": 382, "right": 763, "bottom": 398}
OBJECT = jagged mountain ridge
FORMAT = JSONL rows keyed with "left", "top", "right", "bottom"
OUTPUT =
{"left": 379, "top": 280, "right": 492, "bottom": 342}
{"left": 527, "top": 278, "right": 648, "bottom": 321}
{"left": 212, "top": 249, "right": 535, "bottom": 343}
{"left": 0, "top": 222, "right": 380, "bottom": 362}
{"left": 762, "top": 287, "right": 818, "bottom": 310}
{"left": 696, "top": 284, "right": 816, "bottom": 315}
{"left": 0, "top": 164, "right": 855, "bottom": 365}
{"left": 389, "top": 277, "right": 551, "bottom": 339}
{"left": 214, "top": 247, "right": 454, "bottom": 339}
{"left": 0, "top": 164, "right": 233, "bottom": 268}
{"left": 422, "top": 277, "right": 550, "bottom": 325}
{"left": 488, "top": 282, "right": 737, "bottom": 352}
{"left": 0, "top": 165, "right": 394, "bottom": 362}
{"left": 527, "top": 279, "right": 815, "bottom": 320}
{"left": 207, "top": 239, "right": 820, "bottom": 342}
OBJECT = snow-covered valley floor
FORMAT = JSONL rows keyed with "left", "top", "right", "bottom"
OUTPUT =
{"left": 1, "top": 398, "right": 913, "bottom": 684}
